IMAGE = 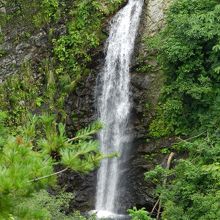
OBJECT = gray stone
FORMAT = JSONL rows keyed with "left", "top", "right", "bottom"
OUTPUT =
{"left": 15, "top": 43, "right": 30, "bottom": 53}
{"left": 0, "top": 7, "right": 6, "bottom": 14}
{"left": 24, "top": 53, "right": 33, "bottom": 61}
{"left": 30, "top": 31, "right": 47, "bottom": 47}
{"left": 0, "top": 17, "right": 50, "bottom": 81}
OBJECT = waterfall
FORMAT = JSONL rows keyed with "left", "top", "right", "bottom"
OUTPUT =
{"left": 95, "top": 0, "right": 144, "bottom": 218}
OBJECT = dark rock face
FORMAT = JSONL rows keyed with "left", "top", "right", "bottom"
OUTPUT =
{"left": 63, "top": 53, "right": 103, "bottom": 211}
{"left": 65, "top": 69, "right": 99, "bottom": 136}
{"left": 0, "top": 5, "right": 67, "bottom": 81}
{"left": 58, "top": 168, "right": 97, "bottom": 212}
{"left": 0, "top": 23, "right": 49, "bottom": 80}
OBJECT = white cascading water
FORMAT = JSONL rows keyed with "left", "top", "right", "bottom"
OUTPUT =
{"left": 95, "top": 0, "right": 144, "bottom": 219}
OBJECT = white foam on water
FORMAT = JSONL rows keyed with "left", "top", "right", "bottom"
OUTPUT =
{"left": 90, "top": 210, "right": 128, "bottom": 219}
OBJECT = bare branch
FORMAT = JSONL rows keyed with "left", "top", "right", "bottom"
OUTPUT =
{"left": 151, "top": 152, "right": 175, "bottom": 219}
{"left": 28, "top": 168, "right": 68, "bottom": 183}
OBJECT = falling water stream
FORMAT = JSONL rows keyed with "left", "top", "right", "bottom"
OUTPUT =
{"left": 95, "top": 0, "right": 144, "bottom": 219}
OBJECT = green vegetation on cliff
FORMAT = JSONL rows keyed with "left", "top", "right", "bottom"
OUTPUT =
{"left": 144, "top": 0, "right": 220, "bottom": 219}
{"left": 149, "top": 0, "right": 220, "bottom": 137}
{"left": 0, "top": 0, "right": 126, "bottom": 124}
{"left": 1, "top": 0, "right": 219, "bottom": 219}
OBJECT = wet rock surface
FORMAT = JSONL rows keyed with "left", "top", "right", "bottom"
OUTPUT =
{"left": 63, "top": 52, "right": 103, "bottom": 211}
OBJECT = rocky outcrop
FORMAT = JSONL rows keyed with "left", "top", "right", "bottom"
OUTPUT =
{"left": 0, "top": 4, "right": 66, "bottom": 82}
{"left": 142, "top": 0, "right": 171, "bottom": 37}
{"left": 122, "top": 0, "right": 173, "bottom": 210}
{"left": 0, "top": 6, "right": 48, "bottom": 81}
{"left": 0, "top": 29, "right": 48, "bottom": 81}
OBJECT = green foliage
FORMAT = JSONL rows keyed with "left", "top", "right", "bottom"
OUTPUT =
{"left": 151, "top": 135, "right": 220, "bottom": 220}
{"left": 34, "top": 0, "right": 60, "bottom": 27}
{"left": 2, "top": 0, "right": 60, "bottom": 28}
{"left": 144, "top": 1, "right": 220, "bottom": 219}
{"left": 0, "top": 63, "right": 41, "bottom": 128}
{"left": 0, "top": 115, "right": 54, "bottom": 219}
{"left": 0, "top": 60, "right": 66, "bottom": 128}
{"left": 16, "top": 190, "right": 73, "bottom": 219}
{"left": 53, "top": 0, "right": 125, "bottom": 88}
{"left": 0, "top": 111, "right": 8, "bottom": 148}
{"left": 145, "top": 134, "right": 220, "bottom": 219}
{"left": 0, "top": 0, "right": 125, "bottom": 218}
{"left": 15, "top": 189, "right": 96, "bottom": 219}
{"left": 1, "top": 0, "right": 126, "bottom": 124}
{"left": 0, "top": 112, "right": 103, "bottom": 218}
{"left": 53, "top": 120, "right": 103, "bottom": 173}
{"left": 145, "top": 165, "right": 170, "bottom": 186}
{"left": 128, "top": 207, "right": 154, "bottom": 220}
{"left": 149, "top": 0, "right": 220, "bottom": 137}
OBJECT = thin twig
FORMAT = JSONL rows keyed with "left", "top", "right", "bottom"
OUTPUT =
{"left": 157, "top": 201, "right": 162, "bottom": 220}
{"left": 28, "top": 167, "right": 68, "bottom": 183}
{"left": 177, "top": 132, "right": 205, "bottom": 143}
{"left": 151, "top": 152, "right": 175, "bottom": 219}
{"left": 151, "top": 199, "right": 160, "bottom": 214}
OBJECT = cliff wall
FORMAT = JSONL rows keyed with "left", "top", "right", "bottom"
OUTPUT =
{"left": 63, "top": 0, "right": 172, "bottom": 212}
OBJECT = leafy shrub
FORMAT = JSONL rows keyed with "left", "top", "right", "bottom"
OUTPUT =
{"left": 0, "top": 112, "right": 103, "bottom": 219}
{"left": 144, "top": 1, "right": 220, "bottom": 219}
{"left": 34, "top": 0, "right": 60, "bottom": 27}
{"left": 149, "top": 0, "right": 220, "bottom": 137}
{"left": 53, "top": 0, "right": 125, "bottom": 78}
{"left": 0, "top": 63, "right": 41, "bottom": 128}
{"left": 16, "top": 190, "right": 74, "bottom": 219}
{"left": 128, "top": 207, "right": 154, "bottom": 220}
{"left": 145, "top": 135, "right": 220, "bottom": 219}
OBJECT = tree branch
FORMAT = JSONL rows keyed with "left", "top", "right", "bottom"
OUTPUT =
{"left": 151, "top": 152, "right": 175, "bottom": 219}
{"left": 177, "top": 132, "right": 205, "bottom": 143}
{"left": 28, "top": 167, "right": 68, "bottom": 183}
{"left": 67, "top": 130, "right": 97, "bottom": 142}
{"left": 151, "top": 199, "right": 160, "bottom": 215}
